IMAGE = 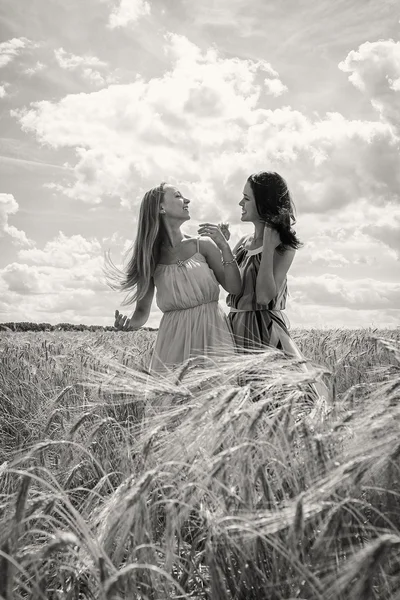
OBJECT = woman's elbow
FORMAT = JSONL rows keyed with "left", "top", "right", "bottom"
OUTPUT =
{"left": 223, "top": 275, "right": 242, "bottom": 295}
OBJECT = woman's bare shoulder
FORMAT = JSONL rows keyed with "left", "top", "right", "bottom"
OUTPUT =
{"left": 182, "top": 236, "right": 200, "bottom": 249}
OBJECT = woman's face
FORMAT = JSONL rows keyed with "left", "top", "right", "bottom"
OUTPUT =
{"left": 161, "top": 185, "right": 191, "bottom": 222}
{"left": 239, "top": 180, "right": 261, "bottom": 223}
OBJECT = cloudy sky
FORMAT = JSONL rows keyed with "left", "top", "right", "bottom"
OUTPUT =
{"left": 0, "top": 0, "right": 399, "bottom": 329}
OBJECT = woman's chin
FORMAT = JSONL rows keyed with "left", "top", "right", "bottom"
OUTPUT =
{"left": 176, "top": 213, "right": 191, "bottom": 221}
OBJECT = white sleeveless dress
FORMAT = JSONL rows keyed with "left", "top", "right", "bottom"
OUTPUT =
{"left": 150, "top": 241, "right": 235, "bottom": 373}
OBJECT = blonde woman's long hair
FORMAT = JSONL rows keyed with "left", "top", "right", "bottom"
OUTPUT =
{"left": 106, "top": 183, "right": 166, "bottom": 304}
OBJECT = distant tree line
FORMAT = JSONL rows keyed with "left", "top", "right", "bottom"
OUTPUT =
{"left": 0, "top": 322, "right": 158, "bottom": 332}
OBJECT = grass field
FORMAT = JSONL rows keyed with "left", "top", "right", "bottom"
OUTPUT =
{"left": 1, "top": 327, "right": 400, "bottom": 599}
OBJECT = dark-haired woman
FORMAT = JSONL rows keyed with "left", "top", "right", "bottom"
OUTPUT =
{"left": 220, "top": 171, "right": 329, "bottom": 400}
{"left": 225, "top": 171, "right": 302, "bottom": 356}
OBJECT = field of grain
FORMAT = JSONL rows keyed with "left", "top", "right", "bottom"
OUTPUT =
{"left": 1, "top": 327, "right": 400, "bottom": 599}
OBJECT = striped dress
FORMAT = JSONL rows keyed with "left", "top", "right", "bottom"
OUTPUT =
{"left": 227, "top": 239, "right": 330, "bottom": 402}
{"left": 226, "top": 239, "right": 302, "bottom": 358}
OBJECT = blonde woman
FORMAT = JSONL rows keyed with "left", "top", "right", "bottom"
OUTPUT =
{"left": 110, "top": 182, "right": 241, "bottom": 373}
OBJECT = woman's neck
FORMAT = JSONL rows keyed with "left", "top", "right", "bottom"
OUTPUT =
{"left": 161, "top": 221, "right": 184, "bottom": 248}
{"left": 251, "top": 222, "right": 265, "bottom": 245}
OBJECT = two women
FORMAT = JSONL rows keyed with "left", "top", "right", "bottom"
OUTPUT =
{"left": 112, "top": 171, "right": 308, "bottom": 372}
{"left": 110, "top": 182, "right": 240, "bottom": 373}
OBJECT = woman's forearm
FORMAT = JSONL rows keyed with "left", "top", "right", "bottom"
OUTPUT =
{"left": 128, "top": 308, "right": 149, "bottom": 330}
{"left": 220, "top": 243, "right": 242, "bottom": 294}
{"left": 256, "top": 247, "right": 276, "bottom": 305}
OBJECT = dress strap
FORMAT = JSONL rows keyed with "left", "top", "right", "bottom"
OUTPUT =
{"left": 196, "top": 236, "right": 200, "bottom": 253}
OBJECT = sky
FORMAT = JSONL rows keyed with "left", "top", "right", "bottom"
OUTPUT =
{"left": 0, "top": 0, "right": 399, "bottom": 329}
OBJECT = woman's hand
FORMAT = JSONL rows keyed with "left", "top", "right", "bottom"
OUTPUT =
{"left": 263, "top": 224, "right": 281, "bottom": 250}
{"left": 114, "top": 309, "right": 136, "bottom": 331}
{"left": 218, "top": 222, "right": 230, "bottom": 241}
{"left": 198, "top": 223, "right": 229, "bottom": 250}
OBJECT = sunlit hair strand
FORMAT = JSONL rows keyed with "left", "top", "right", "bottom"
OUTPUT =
{"left": 105, "top": 182, "right": 166, "bottom": 305}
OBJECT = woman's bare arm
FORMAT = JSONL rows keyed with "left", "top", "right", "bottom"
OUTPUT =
{"left": 198, "top": 237, "right": 242, "bottom": 294}
{"left": 115, "top": 278, "right": 155, "bottom": 330}
{"left": 256, "top": 248, "right": 295, "bottom": 305}
{"left": 256, "top": 226, "right": 295, "bottom": 305}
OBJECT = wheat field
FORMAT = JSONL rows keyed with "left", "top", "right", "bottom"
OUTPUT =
{"left": 0, "top": 327, "right": 400, "bottom": 599}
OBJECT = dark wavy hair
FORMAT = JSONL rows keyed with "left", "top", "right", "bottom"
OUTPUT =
{"left": 248, "top": 171, "right": 302, "bottom": 253}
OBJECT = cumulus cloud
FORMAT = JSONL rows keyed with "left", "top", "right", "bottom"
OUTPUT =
{"left": 0, "top": 38, "right": 29, "bottom": 68}
{"left": 363, "top": 219, "right": 400, "bottom": 260}
{"left": 0, "top": 83, "right": 8, "bottom": 98}
{"left": 339, "top": 39, "right": 400, "bottom": 131}
{"left": 0, "top": 193, "right": 31, "bottom": 246}
{"left": 55, "top": 49, "right": 107, "bottom": 71}
{"left": 291, "top": 204, "right": 400, "bottom": 287}
{"left": 12, "top": 33, "right": 400, "bottom": 220}
{"left": 0, "top": 281, "right": 104, "bottom": 323}
{"left": 263, "top": 77, "right": 287, "bottom": 97}
{"left": 24, "top": 61, "right": 45, "bottom": 76}
{"left": 54, "top": 48, "right": 110, "bottom": 86}
{"left": 290, "top": 273, "right": 400, "bottom": 311}
{"left": 14, "top": 35, "right": 288, "bottom": 209}
{"left": 286, "top": 303, "right": 400, "bottom": 329}
{"left": 309, "top": 248, "right": 349, "bottom": 268}
{"left": 0, "top": 38, "right": 38, "bottom": 69}
{"left": 2, "top": 263, "right": 44, "bottom": 295}
{"left": 2, "top": 260, "right": 105, "bottom": 296}
{"left": 0, "top": 232, "right": 118, "bottom": 324}
{"left": 0, "top": 227, "right": 157, "bottom": 325}
{"left": 15, "top": 34, "right": 374, "bottom": 215}
{"left": 8, "top": 231, "right": 124, "bottom": 298}
{"left": 107, "top": 0, "right": 151, "bottom": 28}
{"left": 335, "top": 201, "right": 400, "bottom": 260}
{"left": 19, "top": 231, "right": 102, "bottom": 268}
